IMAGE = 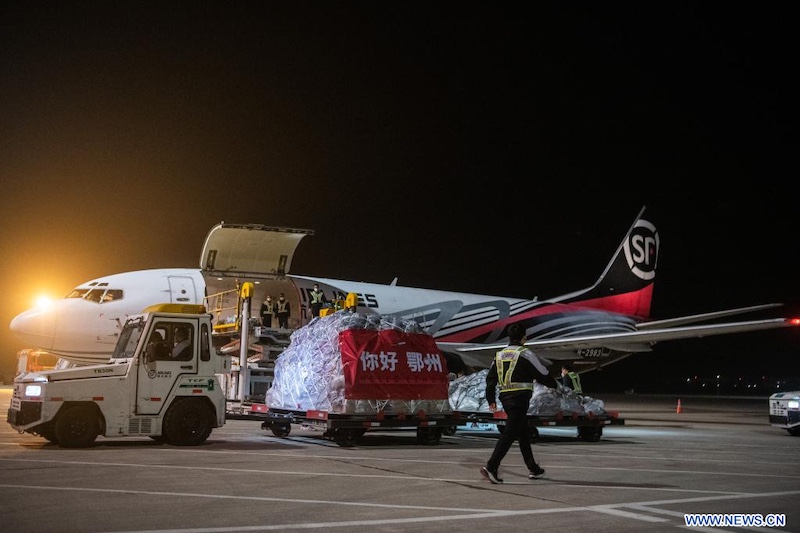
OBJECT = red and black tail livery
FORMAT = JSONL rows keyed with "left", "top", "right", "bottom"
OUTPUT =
{"left": 559, "top": 206, "right": 657, "bottom": 320}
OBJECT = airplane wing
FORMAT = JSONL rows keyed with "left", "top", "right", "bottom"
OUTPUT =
{"left": 636, "top": 303, "right": 784, "bottom": 330}
{"left": 440, "top": 316, "right": 800, "bottom": 369}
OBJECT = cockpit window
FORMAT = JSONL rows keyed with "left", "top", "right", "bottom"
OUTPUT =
{"left": 66, "top": 289, "right": 90, "bottom": 299}
{"left": 101, "top": 290, "right": 123, "bottom": 302}
{"left": 84, "top": 288, "right": 106, "bottom": 302}
{"left": 69, "top": 287, "right": 122, "bottom": 303}
{"left": 67, "top": 282, "right": 105, "bottom": 300}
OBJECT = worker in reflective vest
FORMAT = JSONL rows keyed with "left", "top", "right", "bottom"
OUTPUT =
{"left": 481, "top": 323, "right": 549, "bottom": 485}
{"left": 260, "top": 295, "right": 275, "bottom": 328}
{"left": 560, "top": 364, "right": 582, "bottom": 393}
{"left": 276, "top": 293, "right": 291, "bottom": 329}
{"left": 309, "top": 284, "right": 326, "bottom": 318}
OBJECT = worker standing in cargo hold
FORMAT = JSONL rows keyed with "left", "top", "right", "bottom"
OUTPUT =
{"left": 260, "top": 295, "right": 275, "bottom": 328}
{"left": 276, "top": 293, "right": 291, "bottom": 329}
{"left": 309, "top": 284, "right": 326, "bottom": 318}
{"left": 560, "top": 364, "right": 582, "bottom": 393}
{"left": 481, "top": 323, "right": 548, "bottom": 484}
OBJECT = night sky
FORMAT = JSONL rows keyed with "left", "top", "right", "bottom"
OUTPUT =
{"left": 1, "top": 4, "right": 797, "bottom": 389}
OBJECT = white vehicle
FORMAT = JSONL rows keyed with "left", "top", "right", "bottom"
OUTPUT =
{"left": 7, "top": 304, "right": 229, "bottom": 448}
{"left": 768, "top": 391, "right": 800, "bottom": 436}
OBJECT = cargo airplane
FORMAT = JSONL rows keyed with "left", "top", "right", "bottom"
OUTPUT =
{"left": 9, "top": 207, "right": 799, "bottom": 372}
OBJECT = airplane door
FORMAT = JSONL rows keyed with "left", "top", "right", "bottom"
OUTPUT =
{"left": 168, "top": 276, "right": 198, "bottom": 303}
{"left": 200, "top": 223, "right": 313, "bottom": 278}
{"left": 136, "top": 320, "right": 199, "bottom": 415}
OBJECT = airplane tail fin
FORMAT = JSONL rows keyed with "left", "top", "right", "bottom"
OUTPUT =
{"left": 560, "top": 206, "right": 657, "bottom": 320}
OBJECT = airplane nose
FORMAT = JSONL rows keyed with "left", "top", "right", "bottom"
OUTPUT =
{"left": 9, "top": 307, "right": 57, "bottom": 350}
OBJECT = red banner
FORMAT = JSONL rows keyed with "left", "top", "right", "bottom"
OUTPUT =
{"left": 338, "top": 329, "right": 449, "bottom": 400}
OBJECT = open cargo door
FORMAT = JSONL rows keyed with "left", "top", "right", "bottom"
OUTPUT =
{"left": 200, "top": 223, "right": 315, "bottom": 334}
{"left": 200, "top": 223, "right": 314, "bottom": 280}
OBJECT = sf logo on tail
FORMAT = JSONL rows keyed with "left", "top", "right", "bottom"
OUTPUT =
{"left": 624, "top": 219, "right": 658, "bottom": 281}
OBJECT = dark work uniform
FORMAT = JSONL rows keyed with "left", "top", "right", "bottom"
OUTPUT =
{"left": 485, "top": 345, "right": 549, "bottom": 473}
{"left": 309, "top": 288, "right": 325, "bottom": 318}
{"left": 260, "top": 299, "right": 274, "bottom": 328}
{"left": 276, "top": 298, "right": 290, "bottom": 329}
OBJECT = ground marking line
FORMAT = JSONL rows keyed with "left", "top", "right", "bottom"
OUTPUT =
{"left": 3, "top": 484, "right": 794, "bottom": 514}
{"left": 100, "top": 510, "right": 559, "bottom": 533}
{"left": 626, "top": 504, "right": 686, "bottom": 517}
{"left": 587, "top": 507, "right": 669, "bottom": 523}
{"left": 0, "top": 458, "right": 779, "bottom": 495}
{"left": 4, "top": 454, "right": 796, "bottom": 483}
{"left": 620, "top": 489, "right": 800, "bottom": 507}
{"left": 0, "top": 483, "right": 499, "bottom": 513}
{"left": 1, "top": 484, "right": 795, "bottom": 531}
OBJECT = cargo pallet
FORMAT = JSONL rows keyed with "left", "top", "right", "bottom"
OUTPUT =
{"left": 261, "top": 407, "right": 460, "bottom": 447}
{"left": 452, "top": 409, "right": 625, "bottom": 442}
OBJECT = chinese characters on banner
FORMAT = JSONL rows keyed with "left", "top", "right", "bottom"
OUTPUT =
{"left": 338, "top": 328, "right": 449, "bottom": 400}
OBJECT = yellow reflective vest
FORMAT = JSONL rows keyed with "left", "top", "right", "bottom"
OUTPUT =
{"left": 495, "top": 346, "right": 534, "bottom": 393}
{"left": 566, "top": 371, "right": 582, "bottom": 393}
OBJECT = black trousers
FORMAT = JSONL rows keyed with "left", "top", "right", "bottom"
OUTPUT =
{"left": 487, "top": 391, "right": 537, "bottom": 471}
{"left": 277, "top": 313, "right": 289, "bottom": 328}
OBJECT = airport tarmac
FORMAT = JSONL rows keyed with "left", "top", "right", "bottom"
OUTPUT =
{"left": 1, "top": 388, "right": 798, "bottom": 532}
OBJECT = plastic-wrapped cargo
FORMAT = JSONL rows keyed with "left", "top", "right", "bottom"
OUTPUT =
{"left": 448, "top": 369, "right": 494, "bottom": 412}
{"left": 448, "top": 368, "right": 607, "bottom": 416}
{"left": 266, "top": 311, "right": 451, "bottom": 415}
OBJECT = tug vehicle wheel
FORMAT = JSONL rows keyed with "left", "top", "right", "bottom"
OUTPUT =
{"left": 35, "top": 422, "right": 59, "bottom": 444}
{"left": 163, "top": 399, "right": 213, "bottom": 446}
{"left": 55, "top": 405, "right": 101, "bottom": 448}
